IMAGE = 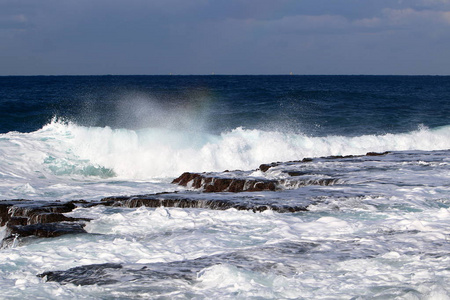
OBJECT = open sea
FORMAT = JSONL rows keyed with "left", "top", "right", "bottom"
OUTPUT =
{"left": 1, "top": 75, "right": 450, "bottom": 299}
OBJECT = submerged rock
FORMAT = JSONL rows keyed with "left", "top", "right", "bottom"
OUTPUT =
{"left": 38, "top": 263, "right": 123, "bottom": 286}
{"left": 37, "top": 241, "right": 317, "bottom": 286}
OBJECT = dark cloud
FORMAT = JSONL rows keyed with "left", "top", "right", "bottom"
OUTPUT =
{"left": 0, "top": 0, "right": 449, "bottom": 75}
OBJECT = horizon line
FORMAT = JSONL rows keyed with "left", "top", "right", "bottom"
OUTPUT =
{"left": 1, "top": 74, "right": 449, "bottom": 77}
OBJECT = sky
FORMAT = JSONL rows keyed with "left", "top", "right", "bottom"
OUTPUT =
{"left": 1, "top": 0, "right": 450, "bottom": 75}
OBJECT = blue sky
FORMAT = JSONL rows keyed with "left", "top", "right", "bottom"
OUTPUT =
{"left": 1, "top": 0, "right": 450, "bottom": 75}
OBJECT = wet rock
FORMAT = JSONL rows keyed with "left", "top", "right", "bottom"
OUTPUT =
{"left": 321, "top": 152, "right": 390, "bottom": 159}
{"left": 7, "top": 217, "right": 28, "bottom": 226}
{"left": 286, "top": 171, "right": 309, "bottom": 177}
{"left": 259, "top": 158, "right": 313, "bottom": 172}
{"left": 7, "top": 222, "right": 87, "bottom": 238}
{"left": 1, "top": 221, "right": 88, "bottom": 248}
{"left": 323, "top": 154, "right": 356, "bottom": 159}
{"left": 8, "top": 201, "right": 77, "bottom": 218}
{"left": 172, "top": 172, "right": 278, "bottom": 192}
{"left": 0, "top": 200, "right": 91, "bottom": 247}
{"left": 0, "top": 200, "right": 90, "bottom": 226}
{"left": 0, "top": 200, "right": 29, "bottom": 226}
{"left": 26, "top": 212, "right": 88, "bottom": 224}
{"left": 172, "top": 171, "right": 339, "bottom": 194}
{"left": 259, "top": 163, "right": 277, "bottom": 172}
{"left": 38, "top": 263, "right": 123, "bottom": 286}
{"left": 101, "top": 194, "right": 308, "bottom": 213}
{"left": 171, "top": 172, "right": 203, "bottom": 187}
{"left": 291, "top": 178, "right": 340, "bottom": 187}
{"left": 366, "top": 151, "right": 390, "bottom": 156}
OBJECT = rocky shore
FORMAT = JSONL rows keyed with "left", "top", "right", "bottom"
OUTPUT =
{"left": 0, "top": 151, "right": 389, "bottom": 248}
{"left": 0, "top": 194, "right": 308, "bottom": 248}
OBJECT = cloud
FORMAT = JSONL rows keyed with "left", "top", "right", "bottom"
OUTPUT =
{"left": 1, "top": 0, "right": 450, "bottom": 75}
{"left": 383, "top": 7, "right": 450, "bottom": 26}
{"left": 263, "top": 6, "right": 450, "bottom": 36}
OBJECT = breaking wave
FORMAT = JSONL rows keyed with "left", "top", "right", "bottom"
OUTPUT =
{"left": 1, "top": 120, "right": 450, "bottom": 180}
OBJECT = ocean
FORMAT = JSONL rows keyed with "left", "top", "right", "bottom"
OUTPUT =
{"left": 0, "top": 75, "right": 449, "bottom": 299}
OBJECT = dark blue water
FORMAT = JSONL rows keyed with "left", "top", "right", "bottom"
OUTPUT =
{"left": 1, "top": 75, "right": 449, "bottom": 136}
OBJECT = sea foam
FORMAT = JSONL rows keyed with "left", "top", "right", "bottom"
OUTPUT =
{"left": 1, "top": 120, "right": 450, "bottom": 180}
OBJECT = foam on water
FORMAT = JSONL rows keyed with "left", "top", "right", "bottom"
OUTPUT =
{"left": 1, "top": 205, "right": 449, "bottom": 299}
{"left": 2, "top": 120, "right": 450, "bottom": 179}
{"left": 67, "top": 122, "right": 450, "bottom": 178}
{"left": 1, "top": 119, "right": 450, "bottom": 200}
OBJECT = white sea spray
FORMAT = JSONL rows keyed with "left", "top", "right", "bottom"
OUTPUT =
{"left": 1, "top": 120, "right": 450, "bottom": 200}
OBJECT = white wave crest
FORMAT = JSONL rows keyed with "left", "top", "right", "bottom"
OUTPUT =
{"left": 1, "top": 120, "right": 450, "bottom": 180}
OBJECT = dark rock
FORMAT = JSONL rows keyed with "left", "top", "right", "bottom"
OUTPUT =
{"left": 0, "top": 202, "right": 12, "bottom": 226}
{"left": 7, "top": 217, "right": 28, "bottom": 226}
{"left": 259, "top": 163, "right": 277, "bottom": 172}
{"left": 324, "top": 154, "right": 356, "bottom": 159}
{"left": 0, "top": 200, "right": 92, "bottom": 247}
{"left": 286, "top": 171, "right": 309, "bottom": 177}
{"left": 8, "top": 201, "right": 77, "bottom": 218}
{"left": 0, "top": 200, "right": 90, "bottom": 226}
{"left": 320, "top": 152, "right": 390, "bottom": 160}
{"left": 0, "top": 200, "right": 30, "bottom": 226}
{"left": 172, "top": 170, "right": 339, "bottom": 193}
{"left": 366, "top": 151, "right": 390, "bottom": 156}
{"left": 38, "top": 263, "right": 123, "bottom": 286}
{"left": 7, "top": 222, "right": 87, "bottom": 238}
{"left": 99, "top": 194, "right": 308, "bottom": 213}
{"left": 2, "top": 200, "right": 77, "bottom": 223}
{"left": 294, "top": 178, "right": 340, "bottom": 187}
{"left": 172, "top": 172, "right": 279, "bottom": 193}
{"left": 259, "top": 158, "right": 313, "bottom": 172}
{"left": 171, "top": 172, "right": 202, "bottom": 187}
{"left": 26, "top": 213, "right": 89, "bottom": 224}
